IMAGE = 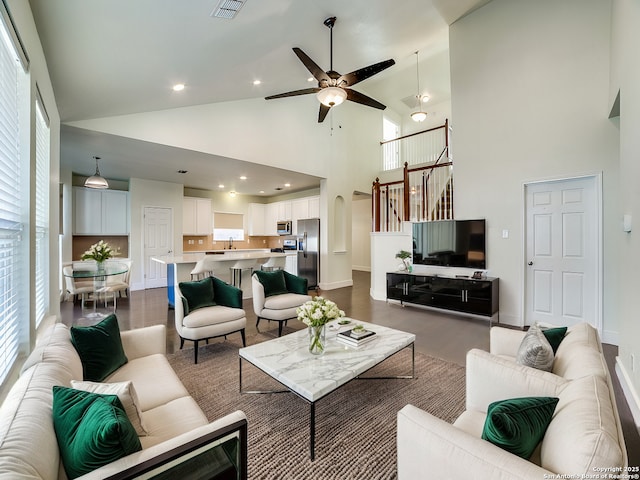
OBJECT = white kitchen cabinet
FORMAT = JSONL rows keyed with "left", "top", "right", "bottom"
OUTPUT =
{"left": 277, "top": 201, "right": 291, "bottom": 221}
{"left": 248, "top": 203, "right": 266, "bottom": 235}
{"left": 264, "top": 203, "right": 279, "bottom": 236}
{"left": 74, "top": 187, "right": 129, "bottom": 235}
{"left": 291, "top": 198, "right": 308, "bottom": 219}
{"left": 183, "top": 197, "right": 212, "bottom": 235}
{"left": 291, "top": 196, "right": 320, "bottom": 234}
{"left": 308, "top": 196, "right": 320, "bottom": 218}
{"left": 285, "top": 254, "right": 298, "bottom": 275}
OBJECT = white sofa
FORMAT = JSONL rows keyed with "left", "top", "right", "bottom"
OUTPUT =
{"left": 0, "top": 322, "right": 247, "bottom": 479}
{"left": 397, "top": 323, "right": 628, "bottom": 479}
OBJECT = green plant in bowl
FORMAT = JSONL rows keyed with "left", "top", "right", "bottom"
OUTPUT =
{"left": 352, "top": 324, "right": 365, "bottom": 332}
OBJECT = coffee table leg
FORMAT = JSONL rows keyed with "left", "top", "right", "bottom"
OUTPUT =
{"left": 310, "top": 402, "right": 315, "bottom": 461}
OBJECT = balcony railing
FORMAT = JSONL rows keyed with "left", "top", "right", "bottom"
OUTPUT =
{"left": 381, "top": 119, "right": 449, "bottom": 171}
{"left": 372, "top": 121, "right": 453, "bottom": 232}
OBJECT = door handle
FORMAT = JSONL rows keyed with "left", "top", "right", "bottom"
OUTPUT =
{"left": 528, "top": 261, "right": 533, "bottom": 266}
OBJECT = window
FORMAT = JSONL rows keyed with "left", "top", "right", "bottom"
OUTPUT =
{"left": 382, "top": 117, "right": 400, "bottom": 170}
{"left": 35, "top": 95, "right": 50, "bottom": 327}
{"left": 0, "top": 6, "right": 27, "bottom": 385}
{"left": 213, "top": 213, "right": 244, "bottom": 241}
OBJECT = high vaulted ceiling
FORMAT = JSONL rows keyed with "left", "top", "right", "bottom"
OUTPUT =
{"left": 28, "top": 0, "right": 490, "bottom": 195}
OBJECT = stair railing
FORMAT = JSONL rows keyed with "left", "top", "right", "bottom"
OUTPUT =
{"left": 373, "top": 120, "right": 453, "bottom": 232}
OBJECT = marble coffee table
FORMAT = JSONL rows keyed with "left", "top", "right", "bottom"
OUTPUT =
{"left": 238, "top": 319, "right": 415, "bottom": 460}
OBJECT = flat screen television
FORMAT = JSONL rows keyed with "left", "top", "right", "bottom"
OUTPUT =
{"left": 412, "top": 219, "right": 486, "bottom": 269}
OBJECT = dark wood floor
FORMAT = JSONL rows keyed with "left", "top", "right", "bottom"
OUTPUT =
{"left": 60, "top": 270, "right": 639, "bottom": 467}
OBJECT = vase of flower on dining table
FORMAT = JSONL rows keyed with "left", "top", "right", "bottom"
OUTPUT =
{"left": 81, "top": 240, "right": 117, "bottom": 290}
{"left": 297, "top": 296, "right": 345, "bottom": 355}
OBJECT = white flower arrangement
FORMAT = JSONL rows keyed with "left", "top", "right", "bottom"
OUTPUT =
{"left": 296, "top": 296, "right": 345, "bottom": 327}
{"left": 81, "top": 240, "right": 117, "bottom": 263}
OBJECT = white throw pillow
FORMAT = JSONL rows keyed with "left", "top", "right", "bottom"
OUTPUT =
{"left": 70, "top": 380, "right": 147, "bottom": 436}
{"left": 515, "top": 324, "right": 554, "bottom": 372}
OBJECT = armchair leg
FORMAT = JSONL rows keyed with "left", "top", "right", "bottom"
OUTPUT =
{"left": 194, "top": 340, "right": 199, "bottom": 364}
{"left": 240, "top": 329, "right": 246, "bottom": 347}
{"left": 256, "top": 317, "right": 260, "bottom": 329}
{"left": 278, "top": 321, "right": 284, "bottom": 337}
{"left": 179, "top": 337, "right": 185, "bottom": 349}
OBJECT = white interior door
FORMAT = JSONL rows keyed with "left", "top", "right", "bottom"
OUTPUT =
{"left": 144, "top": 207, "right": 172, "bottom": 289}
{"left": 525, "top": 176, "right": 600, "bottom": 330}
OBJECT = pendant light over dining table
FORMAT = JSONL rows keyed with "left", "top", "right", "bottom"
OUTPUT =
{"left": 84, "top": 156, "right": 109, "bottom": 189}
{"left": 411, "top": 51, "right": 428, "bottom": 122}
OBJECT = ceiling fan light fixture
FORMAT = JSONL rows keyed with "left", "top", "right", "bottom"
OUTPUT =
{"left": 84, "top": 156, "right": 109, "bottom": 189}
{"left": 411, "top": 110, "right": 427, "bottom": 122}
{"left": 316, "top": 87, "right": 347, "bottom": 107}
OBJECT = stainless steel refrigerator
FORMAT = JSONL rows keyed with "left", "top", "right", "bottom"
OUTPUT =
{"left": 297, "top": 218, "right": 319, "bottom": 289}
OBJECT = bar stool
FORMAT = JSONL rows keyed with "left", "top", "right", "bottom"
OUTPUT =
{"left": 229, "top": 258, "right": 258, "bottom": 289}
{"left": 190, "top": 258, "right": 214, "bottom": 280}
{"left": 261, "top": 255, "right": 286, "bottom": 272}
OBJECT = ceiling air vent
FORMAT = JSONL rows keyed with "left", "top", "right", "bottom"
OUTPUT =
{"left": 211, "top": 0, "right": 245, "bottom": 19}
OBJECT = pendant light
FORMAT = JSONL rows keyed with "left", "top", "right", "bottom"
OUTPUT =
{"left": 84, "top": 156, "right": 109, "bottom": 189}
{"left": 411, "top": 51, "right": 428, "bottom": 122}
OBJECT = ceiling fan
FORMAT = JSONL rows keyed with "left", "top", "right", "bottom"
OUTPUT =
{"left": 265, "top": 16, "right": 395, "bottom": 123}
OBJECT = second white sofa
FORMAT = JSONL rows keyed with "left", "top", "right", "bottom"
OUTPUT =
{"left": 397, "top": 323, "right": 627, "bottom": 479}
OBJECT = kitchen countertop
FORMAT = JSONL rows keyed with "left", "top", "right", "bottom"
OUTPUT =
{"left": 152, "top": 251, "right": 290, "bottom": 265}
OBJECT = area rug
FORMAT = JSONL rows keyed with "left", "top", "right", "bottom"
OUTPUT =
{"left": 167, "top": 329, "right": 465, "bottom": 480}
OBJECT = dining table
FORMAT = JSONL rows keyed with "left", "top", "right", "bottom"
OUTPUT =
{"left": 63, "top": 261, "right": 129, "bottom": 319}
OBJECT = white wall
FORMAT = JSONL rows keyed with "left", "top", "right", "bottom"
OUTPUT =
{"left": 352, "top": 196, "right": 372, "bottom": 271}
{"left": 611, "top": 0, "right": 640, "bottom": 424}
{"left": 450, "top": 0, "right": 619, "bottom": 333}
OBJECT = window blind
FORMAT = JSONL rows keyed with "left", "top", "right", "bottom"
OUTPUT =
{"left": 0, "top": 11, "right": 24, "bottom": 385}
{"left": 35, "top": 99, "right": 49, "bottom": 327}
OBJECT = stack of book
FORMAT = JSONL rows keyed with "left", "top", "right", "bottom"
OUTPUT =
{"left": 337, "top": 328, "right": 377, "bottom": 348}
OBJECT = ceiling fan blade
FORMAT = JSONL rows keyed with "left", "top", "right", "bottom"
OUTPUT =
{"left": 318, "top": 104, "right": 331, "bottom": 123}
{"left": 338, "top": 59, "right": 395, "bottom": 87}
{"left": 293, "top": 48, "right": 331, "bottom": 83}
{"left": 346, "top": 89, "right": 387, "bottom": 110}
{"left": 265, "top": 88, "right": 320, "bottom": 100}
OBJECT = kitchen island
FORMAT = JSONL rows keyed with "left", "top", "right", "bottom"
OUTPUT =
{"left": 152, "top": 250, "right": 291, "bottom": 307}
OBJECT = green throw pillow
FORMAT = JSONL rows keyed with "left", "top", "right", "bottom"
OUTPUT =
{"left": 283, "top": 271, "right": 308, "bottom": 294}
{"left": 254, "top": 270, "right": 288, "bottom": 297}
{"left": 52, "top": 386, "right": 142, "bottom": 479}
{"left": 481, "top": 396, "right": 559, "bottom": 459}
{"left": 542, "top": 326, "right": 568, "bottom": 354}
{"left": 70, "top": 314, "right": 128, "bottom": 382}
{"left": 212, "top": 276, "right": 242, "bottom": 308}
{"left": 179, "top": 277, "right": 216, "bottom": 313}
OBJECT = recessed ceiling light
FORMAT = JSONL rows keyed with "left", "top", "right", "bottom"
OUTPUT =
{"left": 307, "top": 77, "right": 314, "bottom": 82}
{"left": 218, "top": 184, "right": 225, "bottom": 188}
{"left": 284, "top": 183, "right": 291, "bottom": 187}
{"left": 172, "top": 84, "right": 185, "bottom": 92}
{"left": 422, "top": 95, "right": 430, "bottom": 103}
{"left": 253, "top": 80, "right": 261, "bottom": 86}
{"left": 259, "top": 190, "right": 265, "bottom": 194}
{"left": 240, "top": 176, "right": 247, "bottom": 180}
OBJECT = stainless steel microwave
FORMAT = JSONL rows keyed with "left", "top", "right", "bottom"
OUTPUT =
{"left": 276, "top": 221, "right": 292, "bottom": 235}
